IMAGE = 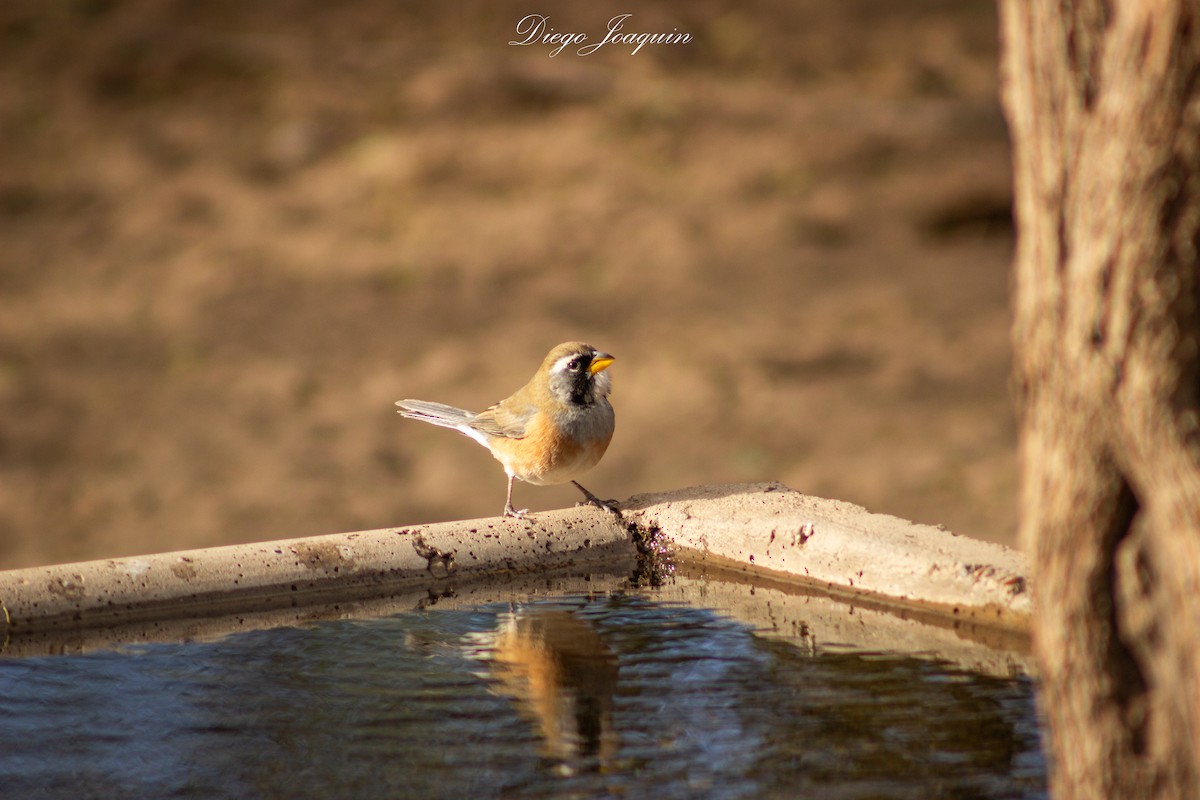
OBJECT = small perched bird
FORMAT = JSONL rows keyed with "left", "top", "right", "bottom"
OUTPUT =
{"left": 396, "top": 342, "right": 617, "bottom": 518}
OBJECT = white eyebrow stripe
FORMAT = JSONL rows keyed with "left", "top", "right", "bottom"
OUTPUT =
{"left": 552, "top": 354, "right": 582, "bottom": 373}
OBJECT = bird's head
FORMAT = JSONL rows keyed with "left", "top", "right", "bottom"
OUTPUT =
{"left": 541, "top": 341, "right": 615, "bottom": 406}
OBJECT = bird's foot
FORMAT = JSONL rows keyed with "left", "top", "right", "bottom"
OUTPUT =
{"left": 571, "top": 482, "right": 622, "bottom": 517}
{"left": 504, "top": 503, "right": 530, "bottom": 519}
{"left": 580, "top": 498, "right": 622, "bottom": 516}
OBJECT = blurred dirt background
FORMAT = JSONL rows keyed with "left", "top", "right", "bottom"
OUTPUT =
{"left": 0, "top": 0, "right": 1015, "bottom": 568}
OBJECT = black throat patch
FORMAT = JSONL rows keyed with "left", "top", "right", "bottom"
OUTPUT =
{"left": 569, "top": 372, "right": 594, "bottom": 406}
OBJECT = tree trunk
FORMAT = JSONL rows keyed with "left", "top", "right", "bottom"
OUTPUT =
{"left": 999, "top": 0, "right": 1200, "bottom": 797}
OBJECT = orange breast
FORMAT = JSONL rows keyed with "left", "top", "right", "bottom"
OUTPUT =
{"left": 487, "top": 411, "right": 612, "bottom": 485}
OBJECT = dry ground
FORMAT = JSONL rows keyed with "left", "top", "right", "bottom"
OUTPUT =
{"left": 0, "top": 0, "right": 1015, "bottom": 568}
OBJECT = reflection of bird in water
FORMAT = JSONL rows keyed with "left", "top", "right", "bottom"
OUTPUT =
{"left": 478, "top": 608, "right": 619, "bottom": 771}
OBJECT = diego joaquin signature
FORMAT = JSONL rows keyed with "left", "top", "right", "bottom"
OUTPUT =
{"left": 509, "top": 14, "right": 692, "bottom": 57}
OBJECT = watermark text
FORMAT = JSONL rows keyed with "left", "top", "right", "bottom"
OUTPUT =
{"left": 509, "top": 14, "right": 692, "bottom": 57}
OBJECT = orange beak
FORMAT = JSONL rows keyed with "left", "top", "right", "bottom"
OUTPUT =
{"left": 589, "top": 353, "right": 615, "bottom": 374}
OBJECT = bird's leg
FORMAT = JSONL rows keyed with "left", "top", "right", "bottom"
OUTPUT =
{"left": 503, "top": 475, "right": 528, "bottom": 518}
{"left": 571, "top": 481, "right": 621, "bottom": 516}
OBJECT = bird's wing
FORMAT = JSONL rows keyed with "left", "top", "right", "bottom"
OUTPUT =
{"left": 470, "top": 399, "right": 536, "bottom": 439}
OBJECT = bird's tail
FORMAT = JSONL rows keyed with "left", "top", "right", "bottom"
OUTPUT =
{"left": 395, "top": 399, "right": 476, "bottom": 430}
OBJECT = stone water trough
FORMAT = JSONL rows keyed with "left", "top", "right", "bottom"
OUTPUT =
{"left": 0, "top": 482, "right": 1030, "bottom": 671}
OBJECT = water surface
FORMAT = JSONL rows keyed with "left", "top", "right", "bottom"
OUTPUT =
{"left": 0, "top": 592, "right": 1046, "bottom": 799}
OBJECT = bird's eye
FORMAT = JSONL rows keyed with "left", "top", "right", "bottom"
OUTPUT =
{"left": 567, "top": 357, "right": 584, "bottom": 371}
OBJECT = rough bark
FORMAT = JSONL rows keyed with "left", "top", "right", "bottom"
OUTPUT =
{"left": 998, "top": 0, "right": 1200, "bottom": 797}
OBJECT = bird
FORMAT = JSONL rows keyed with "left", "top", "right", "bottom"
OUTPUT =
{"left": 396, "top": 341, "right": 617, "bottom": 518}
